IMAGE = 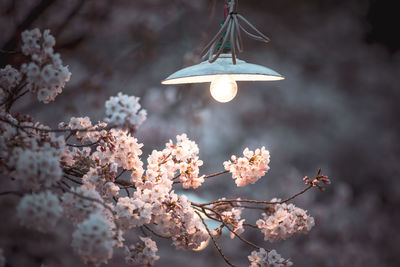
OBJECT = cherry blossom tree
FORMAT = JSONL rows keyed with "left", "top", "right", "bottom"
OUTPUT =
{"left": 0, "top": 29, "right": 330, "bottom": 267}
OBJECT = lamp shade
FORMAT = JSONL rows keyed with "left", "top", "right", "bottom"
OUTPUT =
{"left": 161, "top": 54, "right": 284, "bottom": 85}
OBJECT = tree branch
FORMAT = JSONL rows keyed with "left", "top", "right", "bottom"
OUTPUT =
{"left": 195, "top": 211, "right": 237, "bottom": 267}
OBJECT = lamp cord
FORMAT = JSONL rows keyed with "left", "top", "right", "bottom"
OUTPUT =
{"left": 200, "top": 0, "right": 270, "bottom": 64}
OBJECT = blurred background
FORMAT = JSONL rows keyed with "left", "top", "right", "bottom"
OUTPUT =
{"left": 1, "top": 0, "right": 399, "bottom": 266}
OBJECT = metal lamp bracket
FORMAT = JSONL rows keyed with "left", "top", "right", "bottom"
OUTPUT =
{"left": 200, "top": 0, "right": 271, "bottom": 65}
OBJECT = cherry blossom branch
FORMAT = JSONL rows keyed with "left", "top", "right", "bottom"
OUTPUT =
{"left": 195, "top": 185, "right": 313, "bottom": 207}
{"left": 194, "top": 169, "right": 328, "bottom": 207}
{"left": 7, "top": 88, "right": 29, "bottom": 108}
{"left": 1, "top": 79, "right": 27, "bottom": 112}
{"left": 143, "top": 225, "right": 171, "bottom": 239}
{"left": 243, "top": 223, "right": 258, "bottom": 229}
{"left": 124, "top": 188, "right": 131, "bottom": 197}
{"left": 53, "top": 185, "right": 121, "bottom": 235}
{"left": 63, "top": 167, "right": 86, "bottom": 178}
{"left": 0, "top": 117, "right": 108, "bottom": 133}
{"left": 225, "top": 224, "right": 261, "bottom": 249}
{"left": 196, "top": 206, "right": 264, "bottom": 251}
{"left": 195, "top": 211, "right": 237, "bottom": 267}
{"left": 0, "top": 49, "right": 20, "bottom": 54}
{"left": 115, "top": 170, "right": 126, "bottom": 180}
{"left": 60, "top": 180, "right": 71, "bottom": 189}
{"left": 205, "top": 170, "right": 229, "bottom": 179}
{"left": 54, "top": 185, "right": 113, "bottom": 214}
{"left": 115, "top": 180, "right": 136, "bottom": 188}
{"left": 63, "top": 175, "right": 83, "bottom": 185}
{"left": 0, "top": 191, "right": 24, "bottom": 197}
{"left": 66, "top": 139, "right": 102, "bottom": 147}
{"left": 173, "top": 170, "right": 228, "bottom": 184}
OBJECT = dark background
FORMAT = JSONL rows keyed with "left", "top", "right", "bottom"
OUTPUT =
{"left": 1, "top": 0, "right": 399, "bottom": 266}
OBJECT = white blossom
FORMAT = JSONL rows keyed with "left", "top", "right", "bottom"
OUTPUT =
{"left": 91, "top": 129, "right": 144, "bottom": 176}
{"left": 16, "top": 191, "right": 63, "bottom": 232}
{"left": 115, "top": 196, "right": 152, "bottom": 230}
{"left": 104, "top": 92, "right": 147, "bottom": 132}
{"left": 21, "top": 28, "right": 41, "bottom": 56}
{"left": 20, "top": 28, "right": 71, "bottom": 103}
{"left": 224, "top": 147, "right": 270, "bottom": 187}
{"left": 71, "top": 212, "right": 115, "bottom": 267}
{"left": 9, "top": 147, "right": 62, "bottom": 190}
{"left": 248, "top": 248, "right": 293, "bottom": 267}
{"left": 125, "top": 236, "right": 159, "bottom": 266}
{"left": 256, "top": 199, "right": 315, "bottom": 242}
{"left": 103, "top": 182, "right": 120, "bottom": 200}
{"left": 59, "top": 116, "right": 99, "bottom": 142}
{"left": 137, "top": 148, "right": 175, "bottom": 191}
{"left": 153, "top": 193, "right": 209, "bottom": 250}
{"left": 168, "top": 133, "right": 204, "bottom": 189}
{"left": 0, "top": 65, "right": 22, "bottom": 89}
{"left": 62, "top": 185, "right": 104, "bottom": 224}
{"left": 221, "top": 207, "right": 245, "bottom": 239}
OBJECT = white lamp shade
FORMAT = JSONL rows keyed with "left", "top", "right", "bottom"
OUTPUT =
{"left": 162, "top": 54, "right": 284, "bottom": 84}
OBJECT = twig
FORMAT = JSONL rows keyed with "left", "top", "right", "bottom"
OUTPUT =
{"left": 0, "top": 49, "right": 20, "bottom": 54}
{"left": 143, "top": 225, "right": 171, "bottom": 239}
{"left": 173, "top": 170, "right": 228, "bottom": 184}
{"left": 243, "top": 223, "right": 258, "bottom": 229}
{"left": 66, "top": 139, "right": 101, "bottom": 148}
{"left": 204, "top": 207, "right": 262, "bottom": 250}
{"left": 115, "top": 180, "right": 135, "bottom": 188}
{"left": 224, "top": 223, "right": 261, "bottom": 249}
{"left": 54, "top": 185, "right": 113, "bottom": 214}
{"left": 115, "top": 170, "right": 126, "bottom": 180}
{"left": 197, "top": 184, "right": 313, "bottom": 206}
{"left": 0, "top": 191, "right": 23, "bottom": 197}
{"left": 204, "top": 170, "right": 229, "bottom": 179}
{"left": 60, "top": 180, "right": 71, "bottom": 189}
{"left": 124, "top": 187, "right": 130, "bottom": 197}
{"left": 63, "top": 175, "right": 83, "bottom": 185}
{"left": 0, "top": 117, "right": 108, "bottom": 133}
{"left": 195, "top": 211, "right": 236, "bottom": 267}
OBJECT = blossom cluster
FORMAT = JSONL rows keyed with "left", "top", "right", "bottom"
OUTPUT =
{"left": 16, "top": 190, "right": 63, "bottom": 232}
{"left": 224, "top": 147, "right": 270, "bottom": 187}
{"left": 169, "top": 133, "right": 205, "bottom": 189}
{"left": 154, "top": 194, "right": 209, "bottom": 250}
{"left": 115, "top": 196, "right": 152, "bottom": 230}
{"left": 124, "top": 237, "right": 160, "bottom": 266}
{"left": 2, "top": 117, "right": 66, "bottom": 191}
{"left": 256, "top": 199, "right": 315, "bottom": 242}
{"left": 71, "top": 212, "right": 116, "bottom": 266}
{"left": 9, "top": 147, "right": 63, "bottom": 190}
{"left": 133, "top": 133, "right": 204, "bottom": 190}
{"left": 104, "top": 92, "right": 147, "bottom": 132}
{"left": 86, "top": 129, "right": 144, "bottom": 195}
{"left": 248, "top": 248, "right": 293, "bottom": 267}
{"left": 221, "top": 207, "right": 245, "bottom": 239}
{"left": 0, "top": 65, "right": 22, "bottom": 102}
{"left": 58, "top": 116, "right": 106, "bottom": 143}
{"left": 62, "top": 185, "right": 104, "bottom": 224}
{"left": 20, "top": 28, "right": 71, "bottom": 103}
{"left": 124, "top": 158, "right": 208, "bottom": 251}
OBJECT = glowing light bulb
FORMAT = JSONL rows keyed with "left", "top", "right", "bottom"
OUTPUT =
{"left": 210, "top": 75, "right": 237, "bottom": 103}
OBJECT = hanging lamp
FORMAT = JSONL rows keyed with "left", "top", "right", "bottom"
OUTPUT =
{"left": 161, "top": 0, "right": 284, "bottom": 103}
